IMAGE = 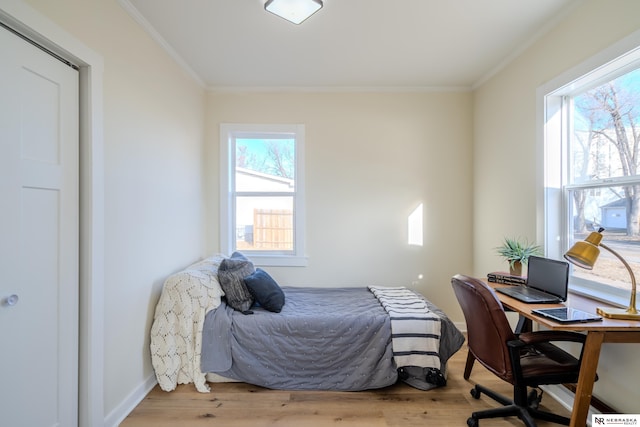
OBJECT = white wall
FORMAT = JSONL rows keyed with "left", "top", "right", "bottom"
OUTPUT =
{"left": 19, "top": 0, "right": 207, "bottom": 420}
{"left": 14, "top": 0, "right": 640, "bottom": 420}
{"left": 206, "top": 91, "right": 474, "bottom": 317}
{"left": 474, "top": 0, "right": 640, "bottom": 413}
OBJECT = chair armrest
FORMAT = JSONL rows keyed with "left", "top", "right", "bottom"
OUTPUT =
{"left": 506, "top": 330, "right": 589, "bottom": 385}
{"left": 508, "top": 330, "right": 586, "bottom": 348}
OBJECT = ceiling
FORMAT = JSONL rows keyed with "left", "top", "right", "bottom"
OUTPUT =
{"left": 122, "top": 0, "right": 578, "bottom": 91}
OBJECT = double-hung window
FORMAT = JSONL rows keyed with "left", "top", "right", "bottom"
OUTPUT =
{"left": 541, "top": 35, "right": 640, "bottom": 307}
{"left": 220, "top": 124, "right": 306, "bottom": 266}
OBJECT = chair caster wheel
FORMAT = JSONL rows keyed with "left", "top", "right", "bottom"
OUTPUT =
{"left": 467, "top": 417, "right": 478, "bottom": 427}
{"left": 470, "top": 387, "right": 481, "bottom": 399}
{"left": 527, "top": 390, "right": 542, "bottom": 409}
{"left": 528, "top": 389, "right": 542, "bottom": 409}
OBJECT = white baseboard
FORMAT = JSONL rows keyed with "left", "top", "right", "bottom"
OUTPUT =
{"left": 540, "top": 384, "right": 599, "bottom": 427}
{"left": 104, "top": 374, "right": 157, "bottom": 427}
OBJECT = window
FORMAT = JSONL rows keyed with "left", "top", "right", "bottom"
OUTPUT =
{"left": 220, "top": 124, "right": 307, "bottom": 266}
{"left": 541, "top": 33, "right": 640, "bottom": 307}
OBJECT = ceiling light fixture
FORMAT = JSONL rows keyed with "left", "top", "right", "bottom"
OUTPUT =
{"left": 264, "top": 0, "right": 323, "bottom": 25}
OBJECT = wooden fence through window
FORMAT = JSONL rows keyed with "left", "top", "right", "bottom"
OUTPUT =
{"left": 253, "top": 209, "right": 293, "bottom": 250}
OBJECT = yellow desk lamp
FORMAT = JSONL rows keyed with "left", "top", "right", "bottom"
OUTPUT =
{"left": 564, "top": 227, "right": 640, "bottom": 320}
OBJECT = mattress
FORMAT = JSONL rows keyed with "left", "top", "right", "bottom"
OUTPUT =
{"left": 201, "top": 286, "right": 464, "bottom": 391}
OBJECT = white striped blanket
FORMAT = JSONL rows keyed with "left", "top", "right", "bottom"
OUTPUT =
{"left": 369, "top": 286, "right": 441, "bottom": 370}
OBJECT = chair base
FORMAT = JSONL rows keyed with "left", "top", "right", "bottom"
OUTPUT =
{"left": 468, "top": 384, "right": 570, "bottom": 427}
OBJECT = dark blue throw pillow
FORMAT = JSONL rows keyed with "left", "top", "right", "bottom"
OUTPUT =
{"left": 244, "top": 268, "right": 285, "bottom": 313}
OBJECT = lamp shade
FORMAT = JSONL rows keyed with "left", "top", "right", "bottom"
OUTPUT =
{"left": 265, "top": 0, "right": 323, "bottom": 24}
{"left": 564, "top": 241, "right": 599, "bottom": 269}
{"left": 564, "top": 230, "right": 604, "bottom": 269}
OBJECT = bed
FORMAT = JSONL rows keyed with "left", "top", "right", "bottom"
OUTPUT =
{"left": 150, "top": 254, "right": 464, "bottom": 393}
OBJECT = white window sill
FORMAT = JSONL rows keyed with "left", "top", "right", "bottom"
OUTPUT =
{"left": 569, "top": 284, "right": 629, "bottom": 309}
{"left": 245, "top": 254, "right": 308, "bottom": 267}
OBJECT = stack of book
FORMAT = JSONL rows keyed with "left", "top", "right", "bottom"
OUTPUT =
{"left": 487, "top": 271, "right": 526, "bottom": 285}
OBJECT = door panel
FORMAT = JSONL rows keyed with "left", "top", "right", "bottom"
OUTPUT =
{"left": 0, "top": 25, "right": 79, "bottom": 427}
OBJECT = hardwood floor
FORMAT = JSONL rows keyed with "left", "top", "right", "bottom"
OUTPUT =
{"left": 121, "top": 344, "right": 572, "bottom": 426}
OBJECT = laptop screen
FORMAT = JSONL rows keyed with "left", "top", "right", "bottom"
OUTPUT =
{"left": 526, "top": 256, "right": 569, "bottom": 301}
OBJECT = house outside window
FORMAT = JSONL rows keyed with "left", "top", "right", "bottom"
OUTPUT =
{"left": 540, "top": 35, "right": 640, "bottom": 306}
{"left": 220, "top": 124, "right": 307, "bottom": 266}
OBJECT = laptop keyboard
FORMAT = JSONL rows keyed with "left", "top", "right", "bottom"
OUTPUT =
{"left": 497, "top": 286, "right": 557, "bottom": 302}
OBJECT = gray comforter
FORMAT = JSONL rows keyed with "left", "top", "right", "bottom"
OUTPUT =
{"left": 201, "top": 287, "right": 464, "bottom": 391}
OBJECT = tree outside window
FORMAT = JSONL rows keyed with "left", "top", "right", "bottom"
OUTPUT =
{"left": 568, "top": 67, "right": 640, "bottom": 291}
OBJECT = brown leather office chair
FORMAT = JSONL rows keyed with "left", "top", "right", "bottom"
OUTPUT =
{"left": 451, "top": 274, "right": 590, "bottom": 427}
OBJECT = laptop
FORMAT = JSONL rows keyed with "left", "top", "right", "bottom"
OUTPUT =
{"left": 532, "top": 307, "right": 602, "bottom": 323}
{"left": 495, "top": 256, "right": 568, "bottom": 303}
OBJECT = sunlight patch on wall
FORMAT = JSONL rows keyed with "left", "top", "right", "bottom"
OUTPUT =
{"left": 408, "top": 203, "right": 423, "bottom": 246}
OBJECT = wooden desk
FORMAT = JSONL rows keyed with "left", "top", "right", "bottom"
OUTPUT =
{"left": 491, "top": 283, "right": 640, "bottom": 427}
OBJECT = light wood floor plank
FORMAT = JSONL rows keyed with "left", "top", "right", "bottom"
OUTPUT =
{"left": 121, "top": 342, "right": 572, "bottom": 426}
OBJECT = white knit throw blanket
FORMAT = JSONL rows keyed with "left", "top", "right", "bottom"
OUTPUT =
{"left": 150, "top": 255, "right": 226, "bottom": 392}
{"left": 368, "top": 286, "right": 441, "bottom": 370}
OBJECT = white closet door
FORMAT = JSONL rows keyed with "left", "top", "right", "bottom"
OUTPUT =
{"left": 0, "top": 25, "right": 79, "bottom": 427}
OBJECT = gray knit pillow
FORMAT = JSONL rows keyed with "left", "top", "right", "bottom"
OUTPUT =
{"left": 217, "top": 252, "right": 255, "bottom": 313}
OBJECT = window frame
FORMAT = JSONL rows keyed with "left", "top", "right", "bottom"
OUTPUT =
{"left": 220, "top": 123, "right": 307, "bottom": 267}
{"left": 538, "top": 30, "right": 640, "bottom": 307}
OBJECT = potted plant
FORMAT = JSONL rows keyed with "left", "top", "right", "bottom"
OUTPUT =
{"left": 495, "top": 237, "right": 542, "bottom": 276}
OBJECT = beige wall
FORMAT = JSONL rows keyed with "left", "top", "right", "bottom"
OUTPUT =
{"left": 474, "top": 0, "right": 640, "bottom": 413}
{"left": 18, "top": 0, "right": 207, "bottom": 419}
{"left": 8, "top": 0, "right": 640, "bottom": 421}
{"left": 206, "top": 91, "right": 473, "bottom": 316}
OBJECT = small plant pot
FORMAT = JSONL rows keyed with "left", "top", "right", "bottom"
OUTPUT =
{"left": 509, "top": 261, "right": 523, "bottom": 276}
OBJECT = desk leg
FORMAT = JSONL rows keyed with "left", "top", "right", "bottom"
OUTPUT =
{"left": 570, "top": 331, "right": 604, "bottom": 427}
{"left": 515, "top": 315, "right": 532, "bottom": 333}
